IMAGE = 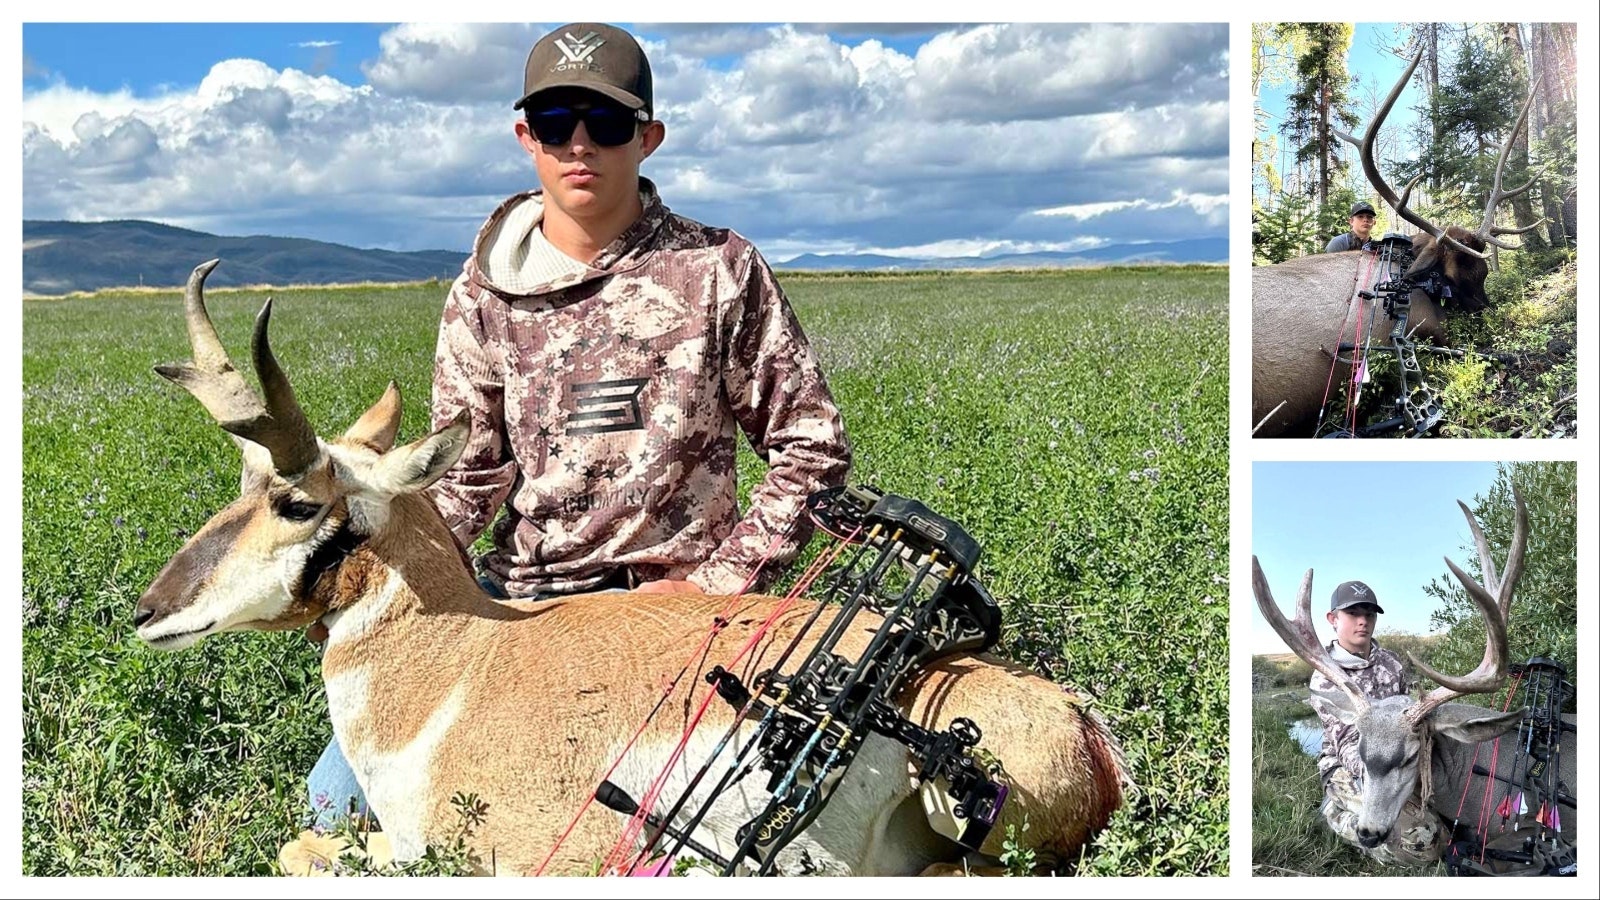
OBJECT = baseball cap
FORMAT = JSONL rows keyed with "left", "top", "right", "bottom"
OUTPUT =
{"left": 513, "top": 23, "right": 653, "bottom": 116}
{"left": 1331, "top": 580, "right": 1384, "bottom": 614}
{"left": 1350, "top": 200, "right": 1377, "bottom": 217}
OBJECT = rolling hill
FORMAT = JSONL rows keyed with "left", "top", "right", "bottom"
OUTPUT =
{"left": 779, "top": 238, "right": 1228, "bottom": 272}
{"left": 23, "top": 220, "right": 466, "bottom": 295}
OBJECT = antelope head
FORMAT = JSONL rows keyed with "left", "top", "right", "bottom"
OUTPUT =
{"left": 1335, "top": 48, "right": 1546, "bottom": 312}
{"left": 134, "top": 260, "right": 470, "bottom": 651}
{"left": 1253, "top": 486, "right": 1530, "bottom": 848}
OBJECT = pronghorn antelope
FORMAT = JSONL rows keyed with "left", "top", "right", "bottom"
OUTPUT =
{"left": 1252, "top": 48, "right": 1545, "bottom": 437}
{"left": 1254, "top": 486, "right": 1577, "bottom": 858}
{"left": 134, "top": 260, "right": 1128, "bottom": 876}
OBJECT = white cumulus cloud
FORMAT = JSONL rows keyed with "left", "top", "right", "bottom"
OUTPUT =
{"left": 23, "top": 22, "right": 1229, "bottom": 257}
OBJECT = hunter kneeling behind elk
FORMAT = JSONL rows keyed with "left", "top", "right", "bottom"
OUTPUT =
{"left": 1252, "top": 47, "right": 1543, "bottom": 437}
{"left": 133, "top": 259, "right": 1128, "bottom": 876}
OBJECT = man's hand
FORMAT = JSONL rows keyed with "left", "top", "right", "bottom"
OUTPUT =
{"left": 634, "top": 579, "right": 704, "bottom": 595}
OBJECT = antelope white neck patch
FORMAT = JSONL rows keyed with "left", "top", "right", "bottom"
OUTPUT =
{"left": 324, "top": 565, "right": 399, "bottom": 646}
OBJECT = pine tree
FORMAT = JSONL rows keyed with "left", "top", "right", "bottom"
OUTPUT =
{"left": 1410, "top": 30, "right": 1525, "bottom": 239}
{"left": 1278, "top": 23, "right": 1358, "bottom": 241}
{"left": 1254, "top": 192, "right": 1317, "bottom": 264}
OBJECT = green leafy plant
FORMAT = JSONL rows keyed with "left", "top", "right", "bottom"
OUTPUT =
{"left": 999, "top": 816, "right": 1037, "bottom": 876}
{"left": 318, "top": 792, "right": 488, "bottom": 876}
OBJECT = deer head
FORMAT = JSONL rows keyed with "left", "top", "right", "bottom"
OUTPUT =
{"left": 1254, "top": 485, "right": 1530, "bottom": 848}
{"left": 134, "top": 260, "right": 470, "bottom": 650}
{"left": 1335, "top": 48, "right": 1547, "bottom": 311}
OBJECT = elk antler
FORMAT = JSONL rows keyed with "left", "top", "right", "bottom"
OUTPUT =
{"left": 1333, "top": 48, "right": 1548, "bottom": 260}
{"left": 1403, "top": 485, "right": 1528, "bottom": 726}
{"left": 154, "top": 260, "right": 321, "bottom": 476}
{"left": 1253, "top": 557, "right": 1370, "bottom": 713}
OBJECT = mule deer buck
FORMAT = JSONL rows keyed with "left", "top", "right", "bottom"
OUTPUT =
{"left": 133, "top": 260, "right": 1128, "bottom": 876}
{"left": 1254, "top": 485, "right": 1577, "bottom": 863}
{"left": 1252, "top": 48, "right": 1546, "bottom": 437}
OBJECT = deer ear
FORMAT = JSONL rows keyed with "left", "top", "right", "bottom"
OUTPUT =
{"left": 1306, "top": 689, "right": 1361, "bottom": 725}
{"left": 367, "top": 410, "right": 470, "bottom": 495}
{"left": 344, "top": 382, "right": 403, "bottom": 452}
{"left": 1430, "top": 705, "right": 1527, "bottom": 745}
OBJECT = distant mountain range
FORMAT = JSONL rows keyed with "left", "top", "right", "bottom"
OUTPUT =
{"left": 23, "top": 220, "right": 467, "bottom": 296}
{"left": 22, "top": 219, "right": 1227, "bottom": 295}
{"left": 778, "top": 238, "right": 1228, "bottom": 272}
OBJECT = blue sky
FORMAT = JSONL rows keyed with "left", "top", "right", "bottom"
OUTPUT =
{"left": 1251, "top": 461, "right": 1505, "bottom": 655}
{"left": 23, "top": 24, "right": 388, "bottom": 94}
{"left": 21, "top": 22, "right": 1229, "bottom": 260}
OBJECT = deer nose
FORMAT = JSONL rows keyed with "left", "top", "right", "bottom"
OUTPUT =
{"left": 133, "top": 598, "right": 158, "bottom": 629}
{"left": 1356, "top": 827, "right": 1387, "bottom": 849}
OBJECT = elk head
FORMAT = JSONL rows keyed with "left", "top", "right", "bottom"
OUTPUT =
{"left": 134, "top": 260, "right": 470, "bottom": 650}
{"left": 1253, "top": 485, "right": 1530, "bottom": 848}
{"left": 1335, "top": 48, "right": 1546, "bottom": 312}
{"left": 1405, "top": 227, "right": 1491, "bottom": 311}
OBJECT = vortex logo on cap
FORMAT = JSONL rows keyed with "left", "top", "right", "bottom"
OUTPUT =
{"left": 554, "top": 31, "right": 605, "bottom": 69}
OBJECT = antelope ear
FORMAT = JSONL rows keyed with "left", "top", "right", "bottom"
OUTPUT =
{"left": 367, "top": 409, "right": 470, "bottom": 495}
{"left": 235, "top": 435, "right": 277, "bottom": 494}
{"left": 1430, "top": 705, "right": 1527, "bottom": 745}
{"left": 344, "top": 382, "right": 403, "bottom": 452}
{"left": 1306, "top": 689, "right": 1361, "bottom": 725}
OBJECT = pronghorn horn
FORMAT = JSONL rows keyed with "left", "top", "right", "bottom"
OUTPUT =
{"left": 249, "top": 299, "right": 320, "bottom": 476}
{"left": 154, "top": 260, "right": 320, "bottom": 477}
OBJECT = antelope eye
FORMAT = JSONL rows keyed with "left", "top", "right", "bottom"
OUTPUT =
{"left": 277, "top": 500, "right": 325, "bottom": 522}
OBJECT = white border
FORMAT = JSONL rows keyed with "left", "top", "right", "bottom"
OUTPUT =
{"left": 8, "top": 5, "right": 1600, "bottom": 895}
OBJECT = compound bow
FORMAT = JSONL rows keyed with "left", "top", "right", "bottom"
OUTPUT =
{"left": 594, "top": 484, "right": 1008, "bottom": 875}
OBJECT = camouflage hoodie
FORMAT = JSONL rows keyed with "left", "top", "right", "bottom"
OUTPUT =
{"left": 1310, "top": 639, "right": 1414, "bottom": 779}
{"left": 428, "top": 179, "right": 851, "bottom": 596}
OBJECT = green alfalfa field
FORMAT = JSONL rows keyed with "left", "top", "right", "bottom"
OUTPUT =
{"left": 21, "top": 267, "right": 1229, "bottom": 876}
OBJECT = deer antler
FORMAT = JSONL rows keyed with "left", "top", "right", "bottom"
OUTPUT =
{"left": 1404, "top": 486, "right": 1528, "bottom": 726}
{"left": 154, "top": 260, "right": 321, "bottom": 476}
{"left": 1253, "top": 557, "right": 1370, "bottom": 713}
{"left": 1334, "top": 48, "right": 1547, "bottom": 260}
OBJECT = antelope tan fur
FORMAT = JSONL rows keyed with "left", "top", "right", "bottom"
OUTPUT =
{"left": 135, "top": 260, "right": 1128, "bottom": 876}
{"left": 1252, "top": 48, "right": 1545, "bottom": 437}
{"left": 1252, "top": 486, "right": 1580, "bottom": 855}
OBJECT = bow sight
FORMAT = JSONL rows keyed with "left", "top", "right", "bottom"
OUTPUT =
{"left": 596, "top": 484, "right": 1007, "bottom": 876}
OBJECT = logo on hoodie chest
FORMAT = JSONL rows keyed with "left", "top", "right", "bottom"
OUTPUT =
{"left": 566, "top": 377, "right": 650, "bottom": 434}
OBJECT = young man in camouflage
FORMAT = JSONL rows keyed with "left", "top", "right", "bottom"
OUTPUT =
{"left": 297, "top": 22, "right": 851, "bottom": 838}
{"left": 1310, "top": 580, "right": 1448, "bottom": 866}
{"left": 429, "top": 22, "right": 851, "bottom": 597}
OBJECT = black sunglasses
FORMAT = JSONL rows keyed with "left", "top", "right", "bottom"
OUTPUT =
{"left": 526, "top": 103, "right": 648, "bottom": 147}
